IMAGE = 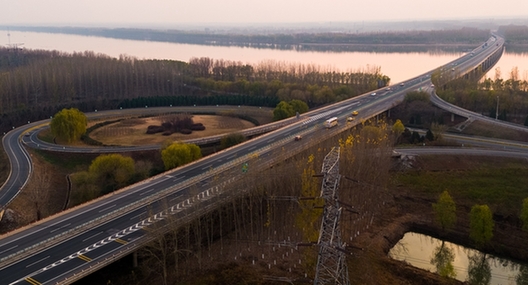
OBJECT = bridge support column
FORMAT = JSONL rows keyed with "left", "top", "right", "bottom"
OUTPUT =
{"left": 451, "top": 113, "right": 455, "bottom": 122}
{"left": 133, "top": 251, "right": 138, "bottom": 268}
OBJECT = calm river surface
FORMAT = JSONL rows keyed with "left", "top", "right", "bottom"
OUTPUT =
{"left": 389, "top": 232, "right": 527, "bottom": 285}
{"left": 2, "top": 30, "right": 528, "bottom": 83}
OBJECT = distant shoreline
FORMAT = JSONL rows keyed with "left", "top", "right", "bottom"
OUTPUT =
{"left": 4, "top": 26, "right": 494, "bottom": 53}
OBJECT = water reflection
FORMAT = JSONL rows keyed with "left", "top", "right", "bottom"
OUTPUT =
{"left": 430, "top": 241, "right": 457, "bottom": 279}
{"left": 389, "top": 232, "right": 527, "bottom": 285}
{"left": 517, "top": 265, "right": 528, "bottom": 284}
{"left": 1, "top": 30, "right": 527, "bottom": 83}
{"left": 467, "top": 252, "right": 491, "bottom": 285}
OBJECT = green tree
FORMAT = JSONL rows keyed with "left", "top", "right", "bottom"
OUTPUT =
{"left": 430, "top": 122, "right": 448, "bottom": 141}
{"left": 392, "top": 119, "right": 405, "bottom": 140}
{"left": 425, "top": 129, "right": 435, "bottom": 141}
{"left": 50, "top": 108, "right": 87, "bottom": 143}
{"left": 220, "top": 133, "right": 246, "bottom": 149}
{"left": 411, "top": 131, "right": 421, "bottom": 144}
{"left": 289, "top": 99, "right": 309, "bottom": 114}
{"left": 89, "top": 154, "right": 135, "bottom": 194}
{"left": 521, "top": 197, "right": 528, "bottom": 231}
{"left": 188, "top": 144, "right": 202, "bottom": 161}
{"left": 432, "top": 190, "right": 457, "bottom": 232}
{"left": 404, "top": 91, "right": 429, "bottom": 103}
{"left": 469, "top": 204, "right": 494, "bottom": 247}
{"left": 161, "top": 142, "right": 202, "bottom": 170}
{"left": 313, "top": 85, "right": 336, "bottom": 104}
{"left": 70, "top": 171, "right": 100, "bottom": 205}
{"left": 273, "top": 101, "right": 295, "bottom": 121}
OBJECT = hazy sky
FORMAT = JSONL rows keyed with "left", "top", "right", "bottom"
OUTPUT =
{"left": 1, "top": 0, "right": 527, "bottom": 27}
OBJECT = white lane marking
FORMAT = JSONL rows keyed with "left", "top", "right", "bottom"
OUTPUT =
{"left": 169, "top": 194, "right": 183, "bottom": 202}
{"left": 25, "top": 256, "right": 50, "bottom": 268}
{"left": 82, "top": 232, "right": 102, "bottom": 242}
{"left": 14, "top": 176, "right": 238, "bottom": 283}
{"left": 139, "top": 188, "right": 156, "bottom": 196}
{"left": 0, "top": 245, "right": 18, "bottom": 255}
{"left": 98, "top": 204, "right": 116, "bottom": 213}
{"left": 8, "top": 173, "right": 174, "bottom": 246}
{"left": 248, "top": 146, "right": 256, "bottom": 151}
{"left": 201, "top": 164, "right": 212, "bottom": 170}
{"left": 50, "top": 223, "right": 71, "bottom": 233}
{"left": 129, "top": 211, "right": 147, "bottom": 221}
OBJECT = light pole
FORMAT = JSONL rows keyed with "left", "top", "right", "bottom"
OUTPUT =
{"left": 495, "top": 95, "right": 499, "bottom": 120}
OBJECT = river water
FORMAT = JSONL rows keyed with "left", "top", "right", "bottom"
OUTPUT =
{"left": 389, "top": 232, "right": 528, "bottom": 285}
{"left": 2, "top": 30, "right": 528, "bottom": 83}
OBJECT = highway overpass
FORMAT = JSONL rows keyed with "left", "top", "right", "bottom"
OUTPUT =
{"left": 0, "top": 34, "right": 515, "bottom": 285}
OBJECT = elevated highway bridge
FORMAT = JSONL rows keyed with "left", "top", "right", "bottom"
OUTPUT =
{"left": 0, "top": 33, "right": 521, "bottom": 285}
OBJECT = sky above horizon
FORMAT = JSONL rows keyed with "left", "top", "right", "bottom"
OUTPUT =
{"left": 1, "top": 0, "right": 527, "bottom": 28}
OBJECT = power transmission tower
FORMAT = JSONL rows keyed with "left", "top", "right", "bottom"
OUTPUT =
{"left": 314, "top": 147, "right": 350, "bottom": 285}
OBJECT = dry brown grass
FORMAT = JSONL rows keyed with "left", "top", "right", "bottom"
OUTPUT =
{"left": 0, "top": 144, "right": 9, "bottom": 188}
{"left": 0, "top": 149, "right": 68, "bottom": 233}
{"left": 461, "top": 120, "right": 528, "bottom": 142}
{"left": 89, "top": 115, "right": 256, "bottom": 146}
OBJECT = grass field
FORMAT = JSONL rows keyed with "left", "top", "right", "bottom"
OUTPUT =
{"left": 392, "top": 155, "right": 528, "bottom": 217}
{"left": 90, "top": 115, "right": 256, "bottom": 146}
{"left": 462, "top": 120, "right": 528, "bottom": 142}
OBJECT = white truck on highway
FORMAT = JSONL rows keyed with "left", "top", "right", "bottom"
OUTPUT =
{"left": 324, "top": 117, "right": 338, "bottom": 128}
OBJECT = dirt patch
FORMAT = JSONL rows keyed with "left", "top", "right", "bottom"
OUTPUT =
{"left": 90, "top": 115, "right": 256, "bottom": 146}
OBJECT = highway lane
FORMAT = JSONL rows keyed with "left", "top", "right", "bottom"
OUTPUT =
{"left": 0, "top": 125, "right": 33, "bottom": 208}
{"left": 397, "top": 147, "right": 528, "bottom": 159}
{"left": 407, "top": 127, "right": 528, "bottom": 152}
{"left": 1, "top": 32, "right": 501, "bottom": 211}
{"left": 430, "top": 90, "right": 528, "bottom": 134}
{"left": 0, "top": 35, "right": 507, "bottom": 284}
{"left": 1, "top": 82, "right": 419, "bottom": 284}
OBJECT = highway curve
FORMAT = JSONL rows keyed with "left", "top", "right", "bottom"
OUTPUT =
{"left": 2, "top": 34, "right": 526, "bottom": 285}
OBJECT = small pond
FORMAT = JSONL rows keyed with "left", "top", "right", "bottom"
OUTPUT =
{"left": 388, "top": 232, "right": 528, "bottom": 285}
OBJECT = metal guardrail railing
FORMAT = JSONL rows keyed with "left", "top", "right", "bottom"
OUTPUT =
{"left": 0, "top": 117, "right": 303, "bottom": 268}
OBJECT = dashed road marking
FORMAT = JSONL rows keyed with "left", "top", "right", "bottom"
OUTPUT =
{"left": 78, "top": 254, "right": 91, "bottom": 262}
{"left": 24, "top": 277, "right": 41, "bottom": 285}
{"left": 115, "top": 238, "right": 128, "bottom": 245}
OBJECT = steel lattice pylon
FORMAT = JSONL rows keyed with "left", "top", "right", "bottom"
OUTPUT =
{"left": 314, "top": 147, "right": 350, "bottom": 285}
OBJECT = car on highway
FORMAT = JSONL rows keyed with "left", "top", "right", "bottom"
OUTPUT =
{"left": 347, "top": 117, "right": 355, "bottom": 122}
{"left": 370, "top": 92, "right": 376, "bottom": 96}
{"left": 400, "top": 83, "right": 405, "bottom": 86}
{"left": 352, "top": 111, "right": 359, "bottom": 116}
{"left": 386, "top": 87, "right": 391, "bottom": 91}
{"left": 294, "top": 135, "right": 302, "bottom": 141}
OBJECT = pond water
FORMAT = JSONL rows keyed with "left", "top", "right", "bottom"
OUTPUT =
{"left": 2, "top": 30, "right": 528, "bottom": 83}
{"left": 389, "top": 232, "right": 528, "bottom": 285}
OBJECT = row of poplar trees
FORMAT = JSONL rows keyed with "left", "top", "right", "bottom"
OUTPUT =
{"left": 0, "top": 48, "right": 389, "bottom": 133}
